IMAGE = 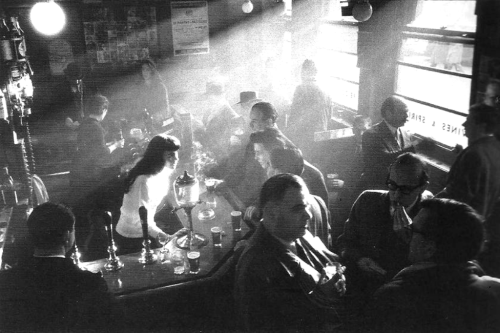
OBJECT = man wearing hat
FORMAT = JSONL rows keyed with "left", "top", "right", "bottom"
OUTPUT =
{"left": 438, "top": 105, "right": 500, "bottom": 277}
{"left": 201, "top": 80, "right": 241, "bottom": 161}
{"left": 236, "top": 91, "right": 261, "bottom": 118}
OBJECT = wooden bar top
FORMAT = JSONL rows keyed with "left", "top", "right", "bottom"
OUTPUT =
{"left": 81, "top": 187, "right": 249, "bottom": 297}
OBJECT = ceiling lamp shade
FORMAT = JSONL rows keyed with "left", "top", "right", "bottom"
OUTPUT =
{"left": 30, "top": 1, "right": 66, "bottom": 35}
{"left": 352, "top": 0, "right": 373, "bottom": 22}
{"left": 242, "top": 0, "right": 254, "bottom": 14}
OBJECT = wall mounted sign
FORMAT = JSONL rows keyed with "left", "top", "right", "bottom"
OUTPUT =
{"left": 171, "top": 1, "right": 209, "bottom": 56}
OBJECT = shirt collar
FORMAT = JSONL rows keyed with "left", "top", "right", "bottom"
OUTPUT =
{"left": 384, "top": 119, "right": 399, "bottom": 137}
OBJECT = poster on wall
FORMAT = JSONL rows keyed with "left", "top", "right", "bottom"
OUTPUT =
{"left": 171, "top": 1, "right": 209, "bottom": 56}
{"left": 83, "top": 5, "right": 158, "bottom": 64}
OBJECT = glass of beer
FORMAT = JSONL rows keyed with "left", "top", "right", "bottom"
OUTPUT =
{"left": 211, "top": 226, "right": 222, "bottom": 247}
{"left": 187, "top": 251, "right": 201, "bottom": 274}
{"left": 231, "top": 211, "right": 242, "bottom": 231}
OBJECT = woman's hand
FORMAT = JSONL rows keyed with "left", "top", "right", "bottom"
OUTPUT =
{"left": 173, "top": 228, "right": 189, "bottom": 238}
{"left": 157, "top": 231, "right": 169, "bottom": 245}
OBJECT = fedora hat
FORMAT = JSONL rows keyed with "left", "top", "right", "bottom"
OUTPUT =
{"left": 237, "top": 91, "right": 259, "bottom": 104}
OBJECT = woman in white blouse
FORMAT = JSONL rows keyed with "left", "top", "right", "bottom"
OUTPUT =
{"left": 116, "top": 134, "right": 186, "bottom": 254}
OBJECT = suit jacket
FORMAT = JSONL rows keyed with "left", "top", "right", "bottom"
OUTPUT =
{"left": 338, "top": 190, "right": 433, "bottom": 278}
{"left": 0, "top": 257, "right": 115, "bottom": 332}
{"left": 309, "top": 194, "right": 332, "bottom": 248}
{"left": 235, "top": 225, "right": 341, "bottom": 332}
{"left": 367, "top": 262, "right": 500, "bottom": 333}
{"left": 301, "top": 161, "right": 329, "bottom": 205}
{"left": 441, "top": 136, "right": 500, "bottom": 242}
{"left": 361, "top": 121, "right": 415, "bottom": 190}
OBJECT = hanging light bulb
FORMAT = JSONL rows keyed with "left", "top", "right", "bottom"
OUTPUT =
{"left": 352, "top": 0, "right": 373, "bottom": 22}
{"left": 242, "top": 0, "right": 254, "bottom": 14}
{"left": 30, "top": 0, "right": 66, "bottom": 35}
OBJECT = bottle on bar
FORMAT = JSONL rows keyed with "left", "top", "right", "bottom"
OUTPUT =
{"left": 7, "top": 16, "right": 25, "bottom": 60}
{"left": 0, "top": 167, "right": 18, "bottom": 207}
{"left": 0, "top": 17, "right": 13, "bottom": 62}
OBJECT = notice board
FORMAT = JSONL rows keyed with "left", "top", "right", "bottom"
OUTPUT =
{"left": 171, "top": 1, "right": 210, "bottom": 56}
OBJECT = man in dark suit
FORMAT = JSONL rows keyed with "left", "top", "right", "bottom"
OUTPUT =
{"left": 438, "top": 105, "right": 500, "bottom": 277}
{"left": 0, "top": 202, "right": 116, "bottom": 332}
{"left": 268, "top": 147, "right": 332, "bottom": 248}
{"left": 338, "top": 153, "right": 433, "bottom": 297}
{"left": 361, "top": 96, "right": 415, "bottom": 190}
{"left": 368, "top": 198, "right": 500, "bottom": 333}
{"left": 235, "top": 174, "right": 345, "bottom": 332}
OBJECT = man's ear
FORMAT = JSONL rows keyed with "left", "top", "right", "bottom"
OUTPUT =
{"left": 261, "top": 202, "right": 279, "bottom": 229}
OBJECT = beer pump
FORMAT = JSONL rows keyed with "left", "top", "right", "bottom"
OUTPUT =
{"left": 103, "top": 211, "right": 124, "bottom": 271}
{"left": 139, "top": 206, "right": 157, "bottom": 264}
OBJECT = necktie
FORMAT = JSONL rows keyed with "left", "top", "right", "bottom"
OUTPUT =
{"left": 398, "top": 129, "right": 405, "bottom": 149}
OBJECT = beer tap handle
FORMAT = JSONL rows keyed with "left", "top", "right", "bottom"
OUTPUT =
{"left": 103, "top": 211, "right": 113, "bottom": 245}
{"left": 139, "top": 206, "right": 148, "bottom": 241}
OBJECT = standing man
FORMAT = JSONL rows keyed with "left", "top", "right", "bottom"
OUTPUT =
{"left": 70, "top": 94, "right": 124, "bottom": 252}
{"left": 235, "top": 174, "right": 345, "bottom": 332}
{"left": 201, "top": 80, "right": 241, "bottom": 162}
{"left": 368, "top": 198, "right": 500, "bottom": 333}
{"left": 438, "top": 106, "right": 500, "bottom": 277}
{"left": 338, "top": 153, "right": 432, "bottom": 295}
{"left": 361, "top": 96, "right": 415, "bottom": 190}
{"left": 0, "top": 203, "right": 116, "bottom": 332}
{"left": 287, "top": 59, "right": 333, "bottom": 163}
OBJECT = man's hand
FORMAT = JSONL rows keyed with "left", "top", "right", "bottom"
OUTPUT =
{"left": 393, "top": 204, "right": 412, "bottom": 243}
{"left": 316, "top": 263, "right": 347, "bottom": 296}
{"left": 357, "top": 257, "right": 387, "bottom": 276}
{"left": 393, "top": 204, "right": 411, "bottom": 231}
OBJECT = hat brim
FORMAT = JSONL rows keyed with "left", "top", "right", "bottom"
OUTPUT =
{"left": 236, "top": 98, "right": 262, "bottom": 105}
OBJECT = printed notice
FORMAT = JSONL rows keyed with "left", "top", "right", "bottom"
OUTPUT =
{"left": 171, "top": 1, "right": 209, "bottom": 56}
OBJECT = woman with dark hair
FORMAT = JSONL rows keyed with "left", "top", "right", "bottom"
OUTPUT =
{"left": 115, "top": 134, "right": 186, "bottom": 254}
{"left": 136, "top": 59, "right": 182, "bottom": 138}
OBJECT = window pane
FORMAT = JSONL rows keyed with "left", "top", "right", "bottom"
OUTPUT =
{"left": 404, "top": 99, "right": 467, "bottom": 148}
{"left": 317, "top": 51, "right": 359, "bottom": 83}
{"left": 400, "top": 38, "right": 473, "bottom": 75}
{"left": 317, "top": 24, "right": 358, "bottom": 54}
{"left": 409, "top": 0, "right": 476, "bottom": 32}
{"left": 395, "top": 65, "right": 471, "bottom": 114}
{"left": 321, "top": 77, "right": 359, "bottom": 111}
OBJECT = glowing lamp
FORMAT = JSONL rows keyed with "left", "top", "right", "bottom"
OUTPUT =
{"left": 242, "top": 0, "right": 254, "bottom": 14}
{"left": 352, "top": 0, "right": 373, "bottom": 22}
{"left": 30, "top": 1, "right": 66, "bottom": 36}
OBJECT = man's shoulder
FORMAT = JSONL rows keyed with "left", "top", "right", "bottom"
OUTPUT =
{"left": 356, "top": 190, "right": 389, "bottom": 203}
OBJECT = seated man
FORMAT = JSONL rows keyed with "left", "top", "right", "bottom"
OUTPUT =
{"left": 0, "top": 202, "right": 116, "bottom": 332}
{"left": 338, "top": 153, "right": 433, "bottom": 295}
{"left": 267, "top": 147, "right": 332, "bottom": 248}
{"left": 368, "top": 198, "right": 500, "bottom": 332}
{"left": 235, "top": 174, "right": 346, "bottom": 332}
{"left": 221, "top": 101, "right": 280, "bottom": 207}
{"left": 252, "top": 127, "right": 328, "bottom": 204}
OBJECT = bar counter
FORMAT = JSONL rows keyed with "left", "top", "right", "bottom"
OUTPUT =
{"left": 81, "top": 186, "right": 250, "bottom": 298}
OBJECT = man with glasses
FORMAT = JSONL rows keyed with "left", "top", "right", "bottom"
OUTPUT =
{"left": 367, "top": 198, "right": 500, "bottom": 332}
{"left": 338, "top": 153, "right": 433, "bottom": 298}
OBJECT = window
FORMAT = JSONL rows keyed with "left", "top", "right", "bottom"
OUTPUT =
{"left": 316, "top": 21, "right": 359, "bottom": 113}
{"left": 395, "top": 0, "right": 476, "bottom": 148}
